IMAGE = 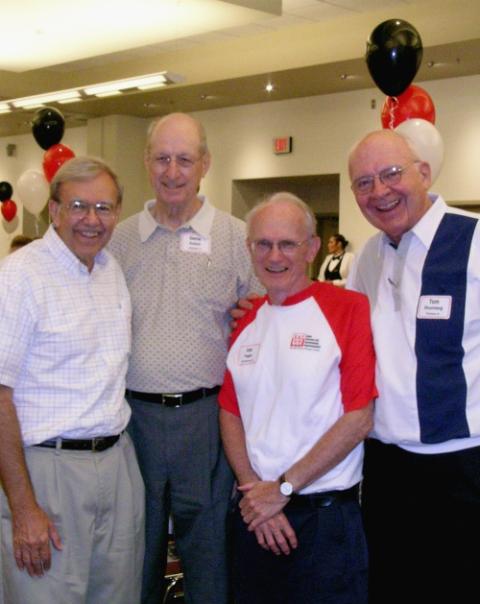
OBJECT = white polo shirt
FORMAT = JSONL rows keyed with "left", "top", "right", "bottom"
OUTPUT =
{"left": 109, "top": 196, "right": 260, "bottom": 392}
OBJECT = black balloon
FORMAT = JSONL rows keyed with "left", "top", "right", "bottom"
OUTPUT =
{"left": 0, "top": 181, "right": 13, "bottom": 202}
{"left": 366, "top": 19, "right": 423, "bottom": 97}
{"left": 32, "top": 107, "right": 65, "bottom": 150}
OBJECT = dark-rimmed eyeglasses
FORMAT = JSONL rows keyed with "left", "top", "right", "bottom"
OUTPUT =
{"left": 351, "top": 161, "right": 421, "bottom": 195}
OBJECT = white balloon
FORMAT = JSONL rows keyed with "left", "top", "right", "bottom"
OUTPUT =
{"left": 17, "top": 169, "right": 49, "bottom": 216}
{"left": 395, "top": 118, "right": 444, "bottom": 185}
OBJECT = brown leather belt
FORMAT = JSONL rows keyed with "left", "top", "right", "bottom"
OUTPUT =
{"left": 125, "top": 385, "right": 220, "bottom": 407}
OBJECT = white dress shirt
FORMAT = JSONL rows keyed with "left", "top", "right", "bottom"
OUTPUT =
{"left": 0, "top": 226, "right": 132, "bottom": 446}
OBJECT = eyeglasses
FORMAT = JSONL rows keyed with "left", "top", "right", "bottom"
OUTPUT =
{"left": 351, "top": 161, "right": 420, "bottom": 195}
{"left": 58, "top": 199, "right": 118, "bottom": 218}
{"left": 150, "top": 154, "right": 201, "bottom": 170}
{"left": 249, "top": 238, "right": 312, "bottom": 257}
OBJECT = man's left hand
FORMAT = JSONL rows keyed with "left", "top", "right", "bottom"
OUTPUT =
{"left": 238, "top": 480, "right": 289, "bottom": 530}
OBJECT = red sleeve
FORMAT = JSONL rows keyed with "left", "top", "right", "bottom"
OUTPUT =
{"left": 315, "top": 284, "right": 378, "bottom": 411}
{"left": 218, "top": 369, "right": 240, "bottom": 416}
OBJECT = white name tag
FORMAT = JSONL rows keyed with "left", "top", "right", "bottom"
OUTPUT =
{"left": 417, "top": 295, "right": 452, "bottom": 319}
{"left": 238, "top": 344, "right": 260, "bottom": 365}
{"left": 180, "top": 231, "right": 211, "bottom": 254}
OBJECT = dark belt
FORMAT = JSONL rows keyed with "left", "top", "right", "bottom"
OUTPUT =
{"left": 286, "top": 484, "right": 360, "bottom": 510}
{"left": 35, "top": 433, "right": 121, "bottom": 452}
{"left": 125, "top": 385, "right": 220, "bottom": 407}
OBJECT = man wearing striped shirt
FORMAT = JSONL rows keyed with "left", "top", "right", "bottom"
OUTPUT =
{"left": 348, "top": 129, "right": 480, "bottom": 604}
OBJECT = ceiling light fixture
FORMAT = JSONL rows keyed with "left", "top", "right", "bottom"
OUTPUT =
{"left": 83, "top": 73, "right": 168, "bottom": 96}
{"left": 12, "top": 90, "right": 83, "bottom": 109}
{"left": 265, "top": 82, "right": 274, "bottom": 93}
{"left": 0, "top": 71, "right": 183, "bottom": 113}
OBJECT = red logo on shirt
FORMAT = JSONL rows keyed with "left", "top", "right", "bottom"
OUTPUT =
{"left": 290, "top": 333, "right": 320, "bottom": 351}
{"left": 290, "top": 334, "right": 306, "bottom": 348}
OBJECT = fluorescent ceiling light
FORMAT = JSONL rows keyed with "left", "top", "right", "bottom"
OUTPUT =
{"left": 93, "top": 91, "right": 123, "bottom": 98}
{"left": 138, "top": 82, "right": 167, "bottom": 91}
{"left": 2, "top": 71, "right": 182, "bottom": 112}
{"left": 83, "top": 73, "right": 167, "bottom": 96}
{"left": 12, "top": 90, "right": 82, "bottom": 108}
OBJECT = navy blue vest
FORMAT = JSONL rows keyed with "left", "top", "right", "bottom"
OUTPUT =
{"left": 415, "top": 213, "right": 478, "bottom": 443}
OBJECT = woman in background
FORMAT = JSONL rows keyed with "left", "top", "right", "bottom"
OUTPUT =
{"left": 318, "top": 233, "right": 354, "bottom": 287}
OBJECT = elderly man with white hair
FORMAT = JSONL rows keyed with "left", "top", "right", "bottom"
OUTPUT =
{"left": 219, "top": 192, "right": 377, "bottom": 604}
{"left": 348, "top": 128, "right": 480, "bottom": 604}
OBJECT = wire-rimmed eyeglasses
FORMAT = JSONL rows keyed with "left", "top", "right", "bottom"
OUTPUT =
{"left": 351, "top": 160, "right": 421, "bottom": 195}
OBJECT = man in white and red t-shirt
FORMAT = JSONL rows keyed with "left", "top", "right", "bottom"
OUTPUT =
{"left": 219, "top": 192, "right": 377, "bottom": 604}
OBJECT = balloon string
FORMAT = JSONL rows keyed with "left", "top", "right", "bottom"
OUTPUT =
{"left": 35, "top": 219, "right": 40, "bottom": 237}
{"left": 389, "top": 97, "right": 398, "bottom": 129}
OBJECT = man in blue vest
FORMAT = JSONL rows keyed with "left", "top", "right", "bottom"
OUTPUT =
{"left": 348, "top": 129, "right": 480, "bottom": 604}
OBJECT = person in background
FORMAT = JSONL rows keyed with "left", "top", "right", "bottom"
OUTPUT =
{"left": 109, "top": 112, "right": 260, "bottom": 604}
{"left": 317, "top": 233, "right": 354, "bottom": 287}
{"left": 219, "top": 192, "right": 376, "bottom": 604}
{"left": 0, "top": 156, "right": 144, "bottom": 604}
{"left": 9, "top": 234, "right": 34, "bottom": 253}
{"left": 348, "top": 128, "right": 480, "bottom": 604}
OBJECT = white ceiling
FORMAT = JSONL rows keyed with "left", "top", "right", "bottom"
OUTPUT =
{"left": 1, "top": 0, "right": 283, "bottom": 72}
{"left": 0, "top": 0, "right": 479, "bottom": 137}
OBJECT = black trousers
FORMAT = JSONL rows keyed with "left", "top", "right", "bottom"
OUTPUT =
{"left": 362, "top": 439, "right": 480, "bottom": 604}
{"left": 231, "top": 493, "right": 368, "bottom": 604}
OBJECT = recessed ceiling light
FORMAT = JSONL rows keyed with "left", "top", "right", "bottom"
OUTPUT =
{"left": 265, "top": 83, "right": 274, "bottom": 93}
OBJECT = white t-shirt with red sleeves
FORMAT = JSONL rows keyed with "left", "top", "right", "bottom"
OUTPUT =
{"left": 219, "top": 281, "right": 377, "bottom": 494}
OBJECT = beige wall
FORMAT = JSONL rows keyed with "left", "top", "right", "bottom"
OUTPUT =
{"left": 1, "top": 73, "right": 480, "bottom": 257}
{"left": 87, "top": 115, "right": 150, "bottom": 220}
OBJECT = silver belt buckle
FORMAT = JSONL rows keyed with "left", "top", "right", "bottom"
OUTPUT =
{"left": 162, "top": 393, "right": 183, "bottom": 407}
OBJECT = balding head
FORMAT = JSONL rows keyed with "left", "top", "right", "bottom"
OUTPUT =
{"left": 145, "top": 113, "right": 208, "bottom": 159}
{"left": 348, "top": 129, "right": 432, "bottom": 244}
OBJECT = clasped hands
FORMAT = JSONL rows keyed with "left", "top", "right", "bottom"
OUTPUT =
{"left": 238, "top": 480, "right": 297, "bottom": 556}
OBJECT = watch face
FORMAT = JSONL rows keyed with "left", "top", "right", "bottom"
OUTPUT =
{"left": 280, "top": 481, "right": 293, "bottom": 496}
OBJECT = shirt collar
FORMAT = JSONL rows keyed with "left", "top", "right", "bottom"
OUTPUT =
{"left": 410, "top": 193, "right": 446, "bottom": 249}
{"left": 138, "top": 194, "right": 215, "bottom": 242}
{"left": 378, "top": 193, "right": 446, "bottom": 253}
{"left": 44, "top": 225, "right": 108, "bottom": 275}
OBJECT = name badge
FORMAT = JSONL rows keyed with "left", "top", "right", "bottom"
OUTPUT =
{"left": 180, "top": 231, "right": 211, "bottom": 254}
{"left": 238, "top": 344, "right": 260, "bottom": 365}
{"left": 417, "top": 295, "right": 452, "bottom": 320}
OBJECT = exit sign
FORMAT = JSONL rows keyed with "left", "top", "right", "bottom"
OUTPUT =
{"left": 273, "top": 136, "right": 292, "bottom": 154}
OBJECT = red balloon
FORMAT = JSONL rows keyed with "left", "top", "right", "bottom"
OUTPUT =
{"left": 381, "top": 85, "right": 435, "bottom": 129}
{"left": 42, "top": 144, "right": 75, "bottom": 182}
{"left": 1, "top": 199, "right": 17, "bottom": 222}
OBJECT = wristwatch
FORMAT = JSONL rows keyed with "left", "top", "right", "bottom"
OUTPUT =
{"left": 279, "top": 473, "right": 293, "bottom": 497}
